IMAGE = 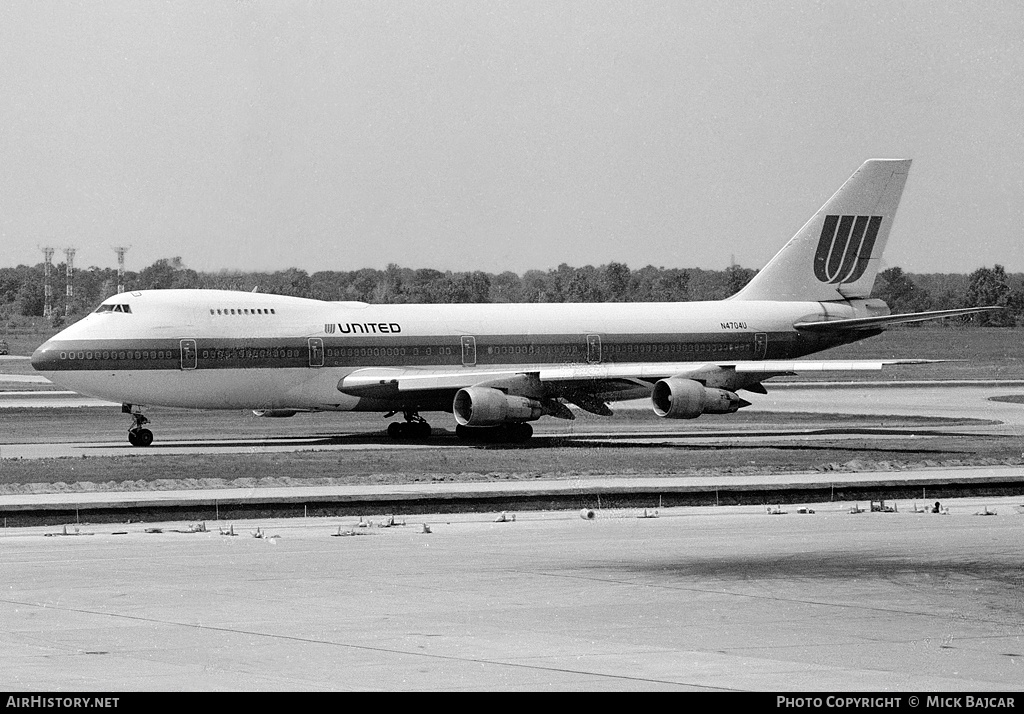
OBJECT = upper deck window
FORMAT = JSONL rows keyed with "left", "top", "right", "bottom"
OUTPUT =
{"left": 210, "top": 307, "right": 277, "bottom": 316}
{"left": 94, "top": 304, "right": 132, "bottom": 314}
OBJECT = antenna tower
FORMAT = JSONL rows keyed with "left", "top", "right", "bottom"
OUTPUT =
{"left": 113, "top": 246, "right": 130, "bottom": 294}
{"left": 63, "top": 247, "right": 76, "bottom": 316}
{"left": 40, "top": 247, "right": 54, "bottom": 318}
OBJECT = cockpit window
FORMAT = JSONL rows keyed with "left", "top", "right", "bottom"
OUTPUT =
{"left": 94, "top": 304, "right": 132, "bottom": 314}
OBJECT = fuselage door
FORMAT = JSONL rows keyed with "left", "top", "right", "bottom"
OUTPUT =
{"left": 180, "top": 339, "right": 197, "bottom": 370}
{"left": 587, "top": 334, "right": 602, "bottom": 364}
{"left": 461, "top": 335, "right": 477, "bottom": 367}
{"left": 754, "top": 332, "right": 768, "bottom": 360}
{"left": 308, "top": 337, "right": 325, "bottom": 367}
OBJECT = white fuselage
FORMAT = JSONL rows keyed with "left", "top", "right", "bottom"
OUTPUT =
{"left": 32, "top": 289, "right": 862, "bottom": 412}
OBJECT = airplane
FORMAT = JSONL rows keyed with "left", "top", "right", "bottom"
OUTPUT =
{"left": 31, "top": 158, "right": 997, "bottom": 446}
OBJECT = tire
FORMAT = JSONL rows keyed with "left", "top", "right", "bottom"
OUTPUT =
{"left": 508, "top": 423, "right": 533, "bottom": 443}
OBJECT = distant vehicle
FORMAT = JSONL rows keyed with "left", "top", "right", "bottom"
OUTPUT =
{"left": 0, "top": 340, "right": 8, "bottom": 355}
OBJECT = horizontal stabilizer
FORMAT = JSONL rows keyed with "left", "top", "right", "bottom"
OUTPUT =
{"left": 793, "top": 306, "right": 1002, "bottom": 332}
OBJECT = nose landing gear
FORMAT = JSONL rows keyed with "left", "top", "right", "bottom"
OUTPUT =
{"left": 123, "top": 404, "right": 154, "bottom": 447}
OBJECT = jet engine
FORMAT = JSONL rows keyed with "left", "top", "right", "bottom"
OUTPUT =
{"left": 651, "top": 378, "right": 749, "bottom": 419}
{"left": 252, "top": 409, "right": 299, "bottom": 418}
{"left": 453, "top": 387, "right": 543, "bottom": 427}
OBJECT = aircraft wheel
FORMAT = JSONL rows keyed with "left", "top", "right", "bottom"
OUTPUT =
{"left": 508, "top": 423, "right": 533, "bottom": 443}
{"left": 413, "top": 421, "right": 431, "bottom": 439}
{"left": 387, "top": 422, "right": 403, "bottom": 438}
{"left": 456, "top": 424, "right": 497, "bottom": 441}
{"left": 454, "top": 424, "right": 531, "bottom": 442}
{"left": 129, "top": 428, "right": 152, "bottom": 446}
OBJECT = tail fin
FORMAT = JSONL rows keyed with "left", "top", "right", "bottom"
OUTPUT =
{"left": 731, "top": 159, "right": 912, "bottom": 302}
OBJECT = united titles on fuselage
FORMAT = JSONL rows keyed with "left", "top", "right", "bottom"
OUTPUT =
{"left": 327, "top": 322, "right": 402, "bottom": 334}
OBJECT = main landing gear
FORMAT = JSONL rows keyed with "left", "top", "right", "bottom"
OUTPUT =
{"left": 385, "top": 411, "right": 432, "bottom": 439}
{"left": 123, "top": 404, "right": 154, "bottom": 447}
{"left": 455, "top": 422, "right": 533, "bottom": 444}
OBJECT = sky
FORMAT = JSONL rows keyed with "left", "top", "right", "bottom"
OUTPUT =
{"left": 1, "top": 0, "right": 1021, "bottom": 277}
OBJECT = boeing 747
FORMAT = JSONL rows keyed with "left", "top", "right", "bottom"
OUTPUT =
{"left": 31, "top": 159, "right": 995, "bottom": 444}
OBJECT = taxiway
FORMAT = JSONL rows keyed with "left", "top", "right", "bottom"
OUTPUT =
{"left": 1, "top": 379, "right": 1023, "bottom": 691}
{"left": 3, "top": 381, "right": 1024, "bottom": 457}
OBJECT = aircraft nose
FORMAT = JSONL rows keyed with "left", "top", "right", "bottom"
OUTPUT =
{"left": 31, "top": 340, "right": 57, "bottom": 371}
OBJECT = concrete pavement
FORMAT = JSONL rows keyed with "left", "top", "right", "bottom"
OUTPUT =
{"left": 2, "top": 495, "right": 1022, "bottom": 691}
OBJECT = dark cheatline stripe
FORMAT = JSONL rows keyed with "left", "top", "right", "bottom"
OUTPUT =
{"left": 35, "top": 331, "right": 806, "bottom": 372}
{"left": 813, "top": 214, "right": 840, "bottom": 283}
{"left": 835, "top": 215, "right": 870, "bottom": 283}
{"left": 825, "top": 215, "right": 856, "bottom": 282}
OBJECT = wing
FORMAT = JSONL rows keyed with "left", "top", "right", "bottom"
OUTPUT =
{"left": 338, "top": 358, "right": 937, "bottom": 415}
{"left": 340, "top": 359, "right": 936, "bottom": 390}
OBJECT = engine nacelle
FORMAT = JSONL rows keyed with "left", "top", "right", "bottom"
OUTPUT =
{"left": 252, "top": 409, "right": 299, "bottom": 418}
{"left": 453, "top": 387, "right": 544, "bottom": 426}
{"left": 651, "top": 378, "right": 747, "bottom": 419}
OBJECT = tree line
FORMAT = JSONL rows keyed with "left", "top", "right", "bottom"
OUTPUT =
{"left": 1, "top": 258, "right": 1020, "bottom": 328}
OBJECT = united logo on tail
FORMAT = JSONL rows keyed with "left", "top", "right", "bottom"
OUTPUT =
{"left": 812, "top": 215, "right": 884, "bottom": 285}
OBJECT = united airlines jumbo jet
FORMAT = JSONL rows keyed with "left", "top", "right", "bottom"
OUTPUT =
{"left": 32, "top": 159, "right": 993, "bottom": 445}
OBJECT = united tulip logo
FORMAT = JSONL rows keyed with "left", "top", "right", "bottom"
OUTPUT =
{"left": 813, "top": 215, "right": 883, "bottom": 284}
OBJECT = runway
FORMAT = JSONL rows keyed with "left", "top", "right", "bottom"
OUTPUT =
{"left": 1, "top": 378, "right": 1023, "bottom": 691}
